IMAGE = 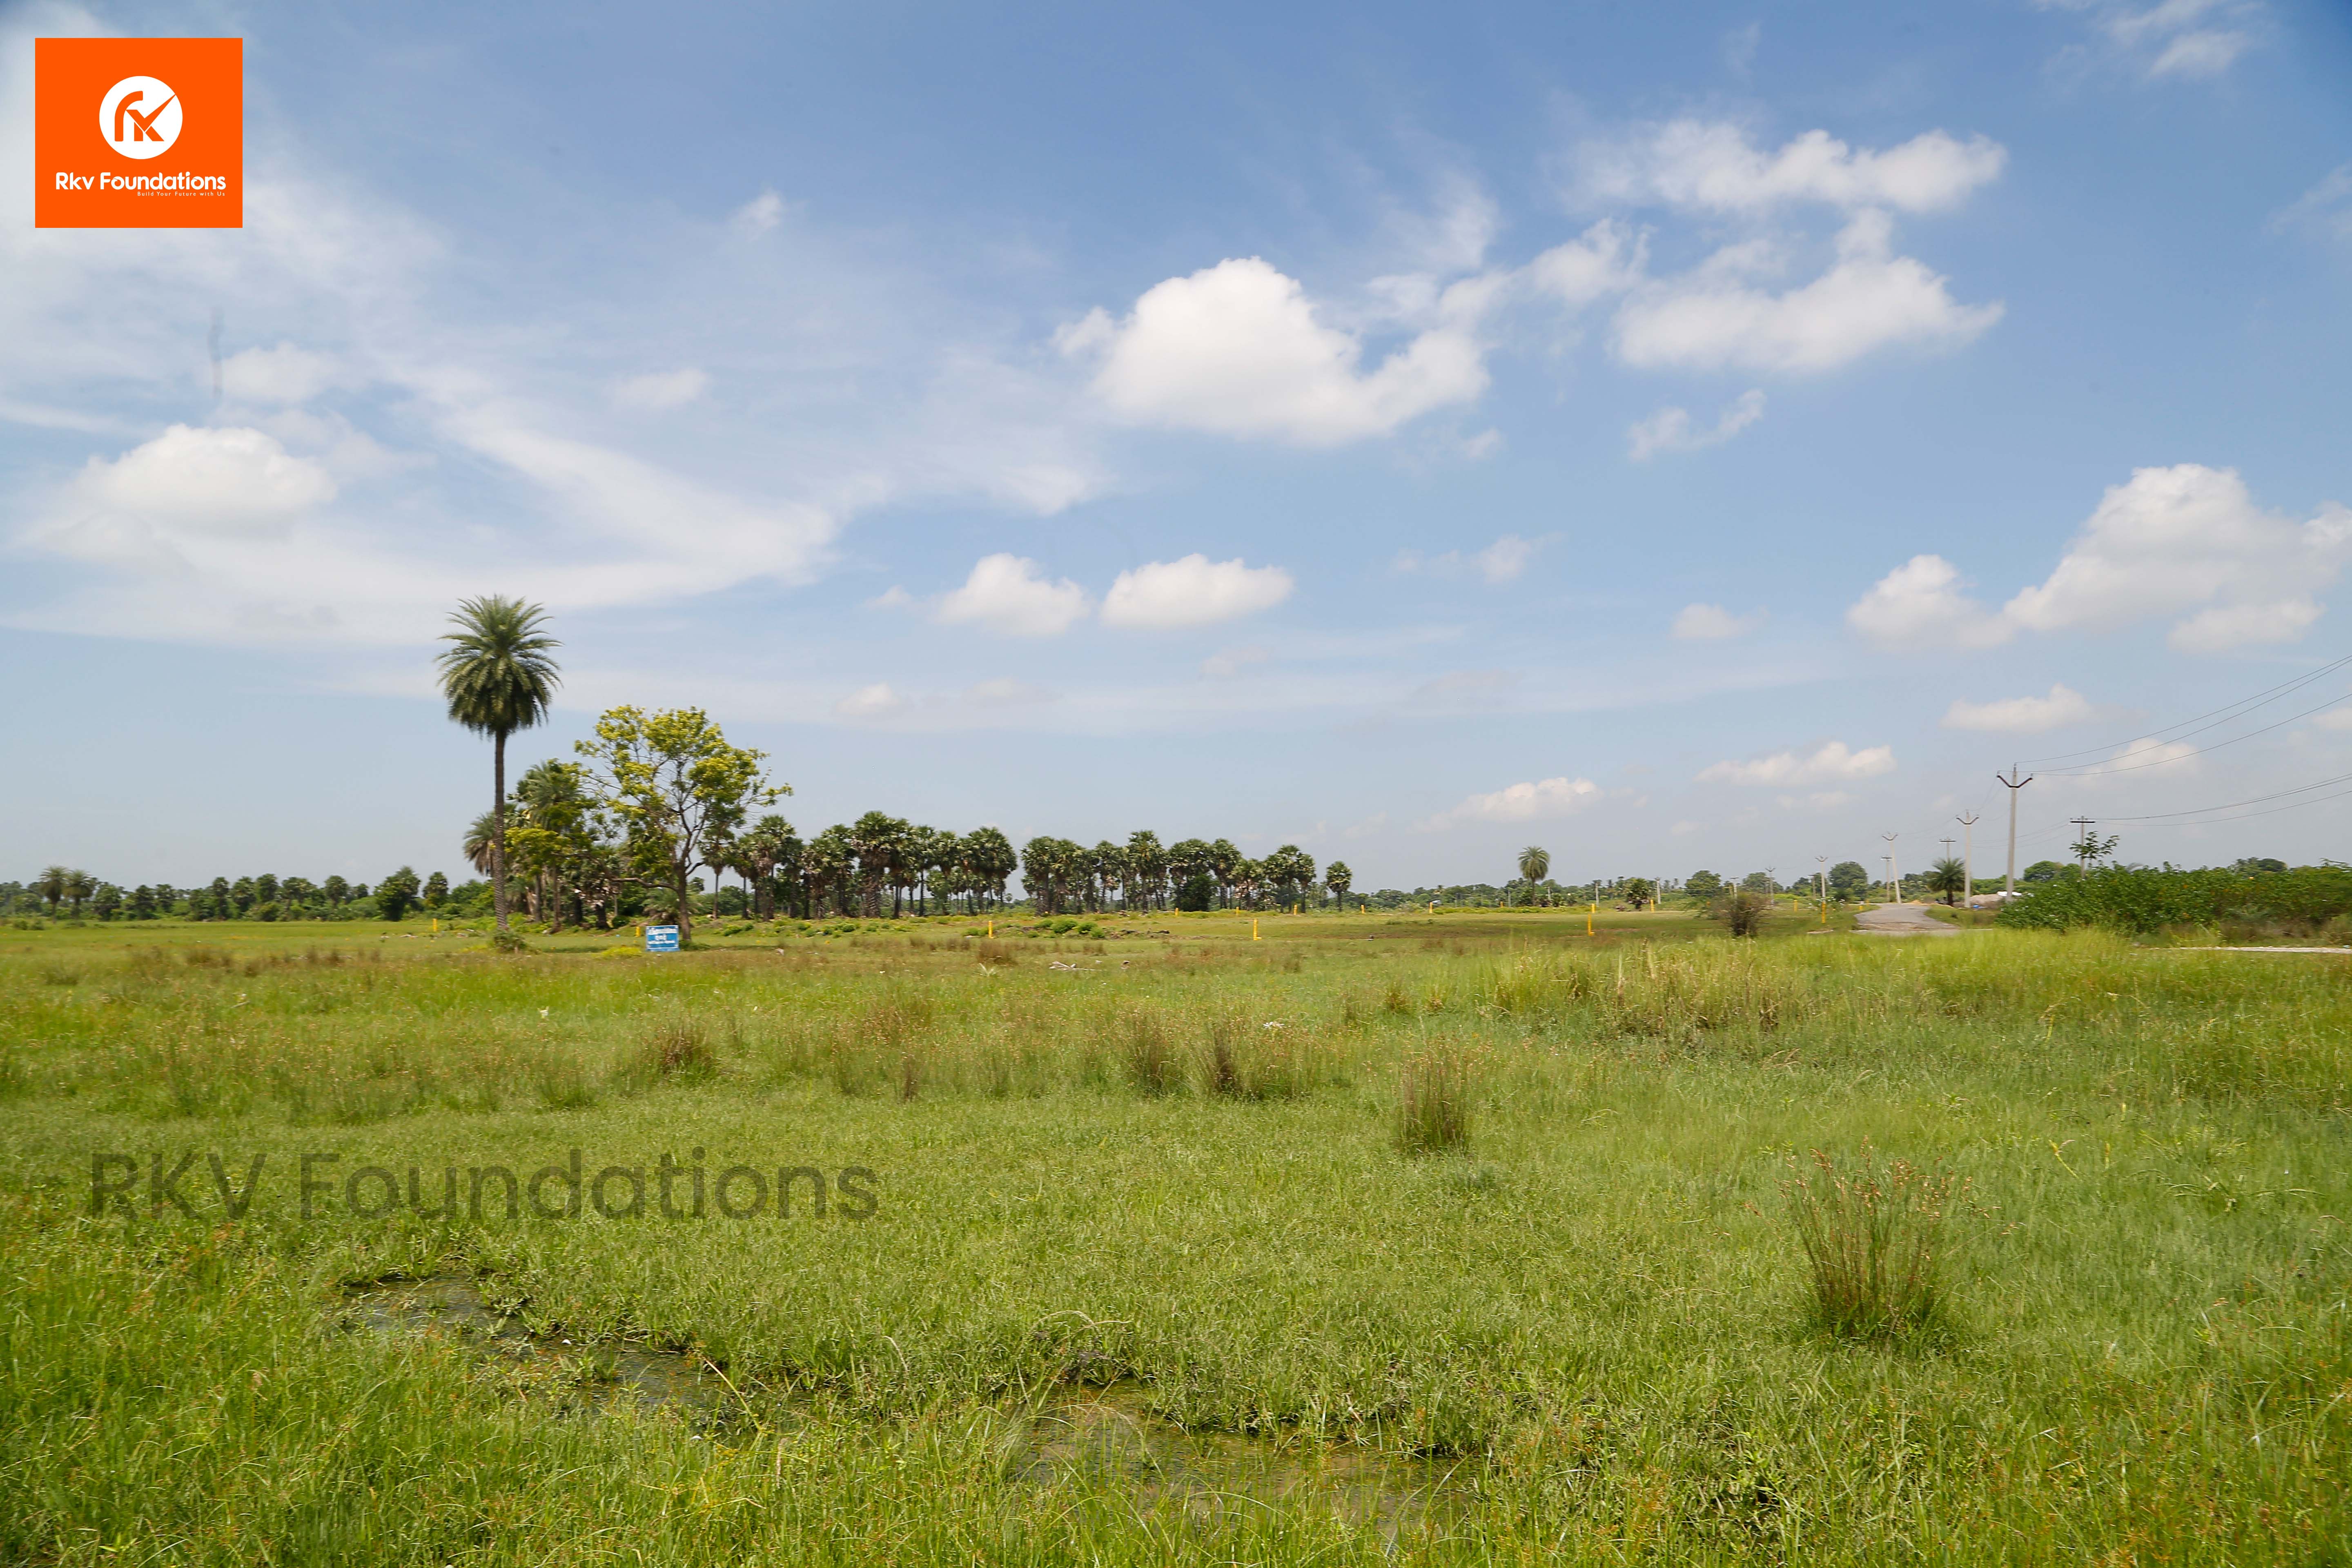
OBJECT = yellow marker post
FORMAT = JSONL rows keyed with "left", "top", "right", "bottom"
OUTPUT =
{"left": 1252, "top": 919, "right": 1260, "bottom": 940}
{"left": 1587, "top": 900, "right": 1595, "bottom": 936}
{"left": 987, "top": 920, "right": 993, "bottom": 938}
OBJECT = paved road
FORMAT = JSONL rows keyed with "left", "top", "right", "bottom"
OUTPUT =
{"left": 1854, "top": 902, "right": 1962, "bottom": 936}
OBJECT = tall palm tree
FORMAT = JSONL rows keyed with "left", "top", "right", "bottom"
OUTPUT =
{"left": 435, "top": 597, "right": 560, "bottom": 935}
{"left": 1518, "top": 846, "right": 1550, "bottom": 889}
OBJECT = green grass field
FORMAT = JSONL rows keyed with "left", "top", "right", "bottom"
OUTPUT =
{"left": 2, "top": 911, "right": 2346, "bottom": 1564}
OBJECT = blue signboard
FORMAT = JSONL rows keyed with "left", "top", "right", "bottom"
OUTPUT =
{"left": 644, "top": 925, "right": 680, "bottom": 952}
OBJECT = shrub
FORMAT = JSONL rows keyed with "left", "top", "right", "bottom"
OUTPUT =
{"left": 624, "top": 1016, "right": 716, "bottom": 1085}
{"left": 1782, "top": 1147, "right": 1957, "bottom": 1341}
{"left": 1123, "top": 1008, "right": 1179, "bottom": 1095}
{"left": 1711, "top": 888, "right": 1771, "bottom": 938}
{"left": 1396, "top": 1048, "right": 1472, "bottom": 1154}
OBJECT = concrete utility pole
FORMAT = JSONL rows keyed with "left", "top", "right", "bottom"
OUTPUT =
{"left": 2071, "top": 817, "right": 2097, "bottom": 872}
{"left": 1882, "top": 832, "right": 1900, "bottom": 904}
{"left": 1957, "top": 813, "right": 1979, "bottom": 907}
{"left": 1996, "top": 767, "right": 2033, "bottom": 893}
{"left": 1815, "top": 854, "right": 1829, "bottom": 903}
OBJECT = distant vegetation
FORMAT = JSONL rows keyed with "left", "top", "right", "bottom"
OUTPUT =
{"left": 1998, "top": 861, "right": 2352, "bottom": 940}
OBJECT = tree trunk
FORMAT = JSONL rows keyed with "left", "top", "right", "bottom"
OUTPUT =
{"left": 492, "top": 731, "right": 510, "bottom": 932}
{"left": 675, "top": 864, "right": 694, "bottom": 943}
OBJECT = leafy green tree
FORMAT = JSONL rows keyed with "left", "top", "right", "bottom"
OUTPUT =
{"left": 2231, "top": 857, "right": 2287, "bottom": 875}
{"left": 734, "top": 815, "right": 797, "bottom": 920}
{"left": 1207, "top": 839, "right": 1242, "bottom": 909}
{"left": 846, "top": 811, "right": 911, "bottom": 917}
{"left": 376, "top": 866, "right": 422, "bottom": 921}
{"left": 2021, "top": 860, "right": 2069, "bottom": 884}
{"left": 1684, "top": 870, "right": 1726, "bottom": 901}
{"left": 62, "top": 869, "right": 96, "bottom": 918}
{"left": 1621, "top": 876, "right": 1656, "bottom": 909}
{"left": 423, "top": 871, "right": 448, "bottom": 909}
{"left": 1324, "top": 860, "right": 1353, "bottom": 909}
{"left": 322, "top": 875, "right": 350, "bottom": 909}
{"left": 93, "top": 883, "right": 123, "bottom": 920}
{"left": 1740, "top": 871, "right": 1776, "bottom": 893}
{"left": 205, "top": 878, "right": 232, "bottom": 921}
{"left": 960, "top": 826, "right": 1016, "bottom": 912}
{"left": 254, "top": 873, "right": 279, "bottom": 907}
{"left": 803, "top": 825, "right": 855, "bottom": 916}
{"left": 575, "top": 706, "right": 783, "bottom": 943}
{"left": 436, "top": 595, "right": 562, "bottom": 937}
{"left": 1089, "top": 840, "right": 1127, "bottom": 913}
{"left": 1926, "top": 856, "right": 1969, "bottom": 906}
{"left": 1176, "top": 871, "right": 1214, "bottom": 911}
{"left": 1828, "top": 861, "right": 1870, "bottom": 902}
{"left": 1125, "top": 830, "right": 1167, "bottom": 911}
{"left": 130, "top": 885, "right": 158, "bottom": 920}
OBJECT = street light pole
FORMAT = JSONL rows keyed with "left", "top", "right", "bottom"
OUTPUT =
{"left": 1882, "top": 832, "right": 1900, "bottom": 904}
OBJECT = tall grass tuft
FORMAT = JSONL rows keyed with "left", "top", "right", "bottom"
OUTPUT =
{"left": 1123, "top": 1007, "right": 1180, "bottom": 1095}
{"left": 626, "top": 1015, "right": 717, "bottom": 1085}
{"left": 1396, "top": 1047, "right": 1472, "bottom": 1154}
{"left": 1783, "top": 1147, "right": 1957, "bottom": 1341}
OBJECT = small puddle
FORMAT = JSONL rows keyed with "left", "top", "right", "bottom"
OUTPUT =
{"left": 343, "top": 1276, "right": 1452, "bottom": 1532}
{"left": 342, "top": 1275, "right": 742, "bottom": 1421}
{"left": 1018, "top": 1383, "right": 1452, "bottom": 1535}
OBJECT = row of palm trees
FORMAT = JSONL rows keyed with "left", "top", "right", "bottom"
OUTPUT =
{"left": 433, "top": 596, "right": 1372, "bottom": 932}
{"left": 466, "top": 780, "right": 1359, "bottom": 926}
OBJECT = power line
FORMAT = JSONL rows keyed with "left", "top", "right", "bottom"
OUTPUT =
{"left": 2096, "top": 767, "right": 2352, "bottom": 823}
{"left": 2037, "top": 689, "right": 2352, "bottom": 778}
{"left": 2015, "top": 652, "right": 2352, "bottom": 770}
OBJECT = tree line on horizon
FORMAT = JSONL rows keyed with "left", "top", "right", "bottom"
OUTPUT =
{"left": 16, "top": 601, "right": 2328, "bottom": 935}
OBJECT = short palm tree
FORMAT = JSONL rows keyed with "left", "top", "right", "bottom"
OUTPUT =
{"left": 435, "top": 597, "right": 560, "bottom": 934}
{"left": 1925, "top": 856, "right": 1970, "bottom": 906}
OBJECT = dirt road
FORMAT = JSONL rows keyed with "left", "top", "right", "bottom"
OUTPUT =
{"left": 1854, "top": 902, "right": 1961, "bottom": 937}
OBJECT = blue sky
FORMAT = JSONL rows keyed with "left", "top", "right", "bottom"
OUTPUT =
{"left": 5, "top": 0, "right": 2352, "bottom": 891}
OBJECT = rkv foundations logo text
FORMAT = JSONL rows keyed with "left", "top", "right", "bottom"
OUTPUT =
{"left": 87, "top": 1149, "right": 881, "bottom": 1223}
{"left": 34, "top": 37, "right": 243, "bottom": 228}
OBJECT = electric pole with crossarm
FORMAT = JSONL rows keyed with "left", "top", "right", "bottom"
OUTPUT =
{"left": 1996, "top": 767, "right": 2032, "bottom": 893}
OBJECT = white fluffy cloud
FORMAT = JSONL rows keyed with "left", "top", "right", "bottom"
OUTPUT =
{"left": 1059, "top": 257, "right": 1487, "bottom": 445}
{"left": 1855, "top": 466, "right": 2352, "bottom": 653}
{"left": 1844, "top": 554, "right": 2010, "bottom": 648}
{"left": 2045, "top": 0, "right": 2256, "bottom": 81}
{"left": 834, "top": 682, "right": 904, "bottom": 719}
{"left": 1615, "top": 211, "right": 2002, "bottom": 374}
{"left": 1671, "top": 603, "right": 1766, "bottom": 640}
{"left": 933, "top": 553, "right": 1092, "bottom": 637}
{"left": 1629, "top": 390, "right": 1765, "bottom": 460}
{"left": 1100, "top": 554, "right": 1293, "bottom": 628}
{"left": 1572, "top": 122, "right": 2006, "bottom": 215}
{"left": 2005, "top": 466, "right": 2351, "bottom": 650}
{"left": 1423, "top": 775, "right": 1603, "bottom": 829}
{"left": 1942, "top": 683, "right": 2096, "bottom": 733}
{"left": 1697, "top": 741, "right": 1895, "bottom": 786}
{"left": 28, "top": 425, "right": 341, "bottom": 575}
{"left": 611, "top": 368, "right": 709, "bottom": 411}
{"left": 1523, "top": 220, "right": 1648, "bottom": 307}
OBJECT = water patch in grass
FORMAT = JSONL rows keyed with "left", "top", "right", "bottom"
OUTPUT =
{"left": 345, "top": 1277, "right": 1453, "bottom": 1532}
{"left": 1018, "top": 1383, "right": 1453, "bottom": 1537}
{"left": 342, "top": 1276, "right": 739, "bottom": 1419}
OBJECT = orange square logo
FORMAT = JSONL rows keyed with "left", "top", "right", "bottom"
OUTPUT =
{"left": 33, "top": 37, "right": 243, "bottom": 229}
